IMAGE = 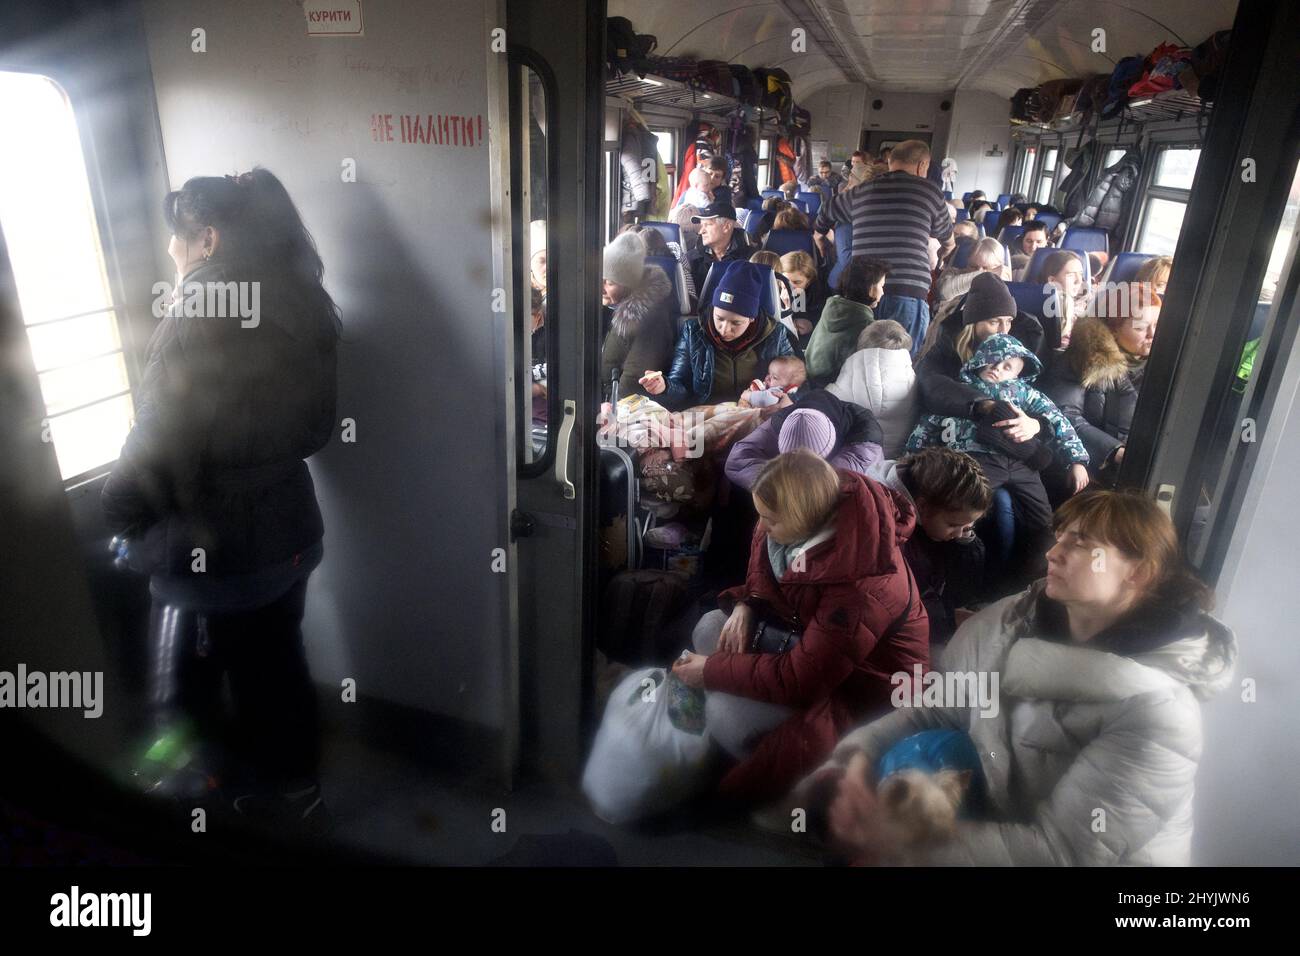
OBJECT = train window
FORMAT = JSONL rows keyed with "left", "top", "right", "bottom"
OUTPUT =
{"left": 653, "top": 130, "right": 676, "bottom": 200}
{"left": 1153, "top": 147, "right": 1202, "bottom": 190}
{"left": 515, "top": 64, "right": 549, "bottom": 464}
{"left": 1136, "top": 146, "right": 1202, "bottom": 255}
{"left": 1190, "top": 155, "right": 1300, "bottom": 566}
{"left": 1035, "top": 147, "right": 1059, "bottom": 204}
{"left": 1013, "top": 144, "right": 1037, "bottom": 195}
{"left": 0, "top": 71, "right": 133, "bottom": 483}
{"left": 1103, "top": 147, "right": 1128, "bottom": 170}
{"left": 757, "top": 137, "right": 771, "bottom": 190}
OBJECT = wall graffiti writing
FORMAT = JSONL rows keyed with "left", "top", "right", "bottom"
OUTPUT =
{"left": 369, "top": 112, "right": 485, "bottom": 147}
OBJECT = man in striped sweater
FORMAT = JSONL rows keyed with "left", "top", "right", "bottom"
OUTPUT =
{"left": 814, "top": 139, "right": 954, "bottom": 358}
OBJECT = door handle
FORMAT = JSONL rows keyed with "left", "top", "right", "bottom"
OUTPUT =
{"left": 554, "top": 399, "right": 576, "bottom": 500}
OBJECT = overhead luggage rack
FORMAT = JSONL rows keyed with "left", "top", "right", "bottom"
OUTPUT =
{"left": 1011, "top": 87, "right": 1212, "bottom": 137}
{"left": 606, "top": 72, "right": 741, "bottom": 116}
{"left": 1123, "top": 88, "right": 1212, "bottom": 123}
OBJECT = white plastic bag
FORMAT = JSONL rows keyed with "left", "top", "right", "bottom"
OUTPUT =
{"left": 581, "top": 667, "right": 713, "bottom": 824}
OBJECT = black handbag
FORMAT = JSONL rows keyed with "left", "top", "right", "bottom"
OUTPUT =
{"left": 748, "top": 562, "right": 916, "bottom": 654}
{"left": 749, "top": 618, "right": 803, "bottom": 654}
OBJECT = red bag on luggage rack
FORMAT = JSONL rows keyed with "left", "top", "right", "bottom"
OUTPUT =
{"left": 1128, "top": 42, "right": 1192, "bottom": 98}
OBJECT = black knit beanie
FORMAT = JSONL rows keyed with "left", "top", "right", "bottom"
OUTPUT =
{"left": 962, "top": 271, "right": 1018, "bottom": 327}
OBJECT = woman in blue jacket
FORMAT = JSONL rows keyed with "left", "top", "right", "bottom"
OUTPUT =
{"left": 642, "top": 260, "right": 794, "bottom": 409}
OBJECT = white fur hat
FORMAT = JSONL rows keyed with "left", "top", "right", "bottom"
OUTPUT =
{"left": 603, "top": 231, "right": 645, "bottom": 289}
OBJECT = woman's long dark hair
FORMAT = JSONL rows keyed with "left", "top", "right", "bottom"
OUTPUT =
{"left": 164, "top": 167, "right": 341, "bottom": 339}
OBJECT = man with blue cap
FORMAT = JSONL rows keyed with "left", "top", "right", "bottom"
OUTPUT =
{"left": 642, "top": 260, "right": 795, "bottom": 410}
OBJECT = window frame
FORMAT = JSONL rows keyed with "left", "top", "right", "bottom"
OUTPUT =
{"left": 1011, "top": 141, "right": 1038, "bottom": 196}
{"left": 0, "top": 70, "right": 139, "bottom": 489}
{"left": 1131, "top": 141, "right": 1202, "bottom": 255}
{"left": 649, "top": 127, "right": 676, "bottom": 207}
{"left": 757, "top": 135, "right": 773, "bottom": 191}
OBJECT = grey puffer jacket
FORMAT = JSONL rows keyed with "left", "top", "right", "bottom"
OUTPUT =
{"left": 1070, "top": 149, "right": 1142, "bottom": 235}
{"left": 796, "top": 578, "right": 1237, "bottom": 865}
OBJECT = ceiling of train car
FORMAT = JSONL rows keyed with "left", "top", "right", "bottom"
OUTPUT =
{"left": 608, "top": 0, "right": 1238, "bottom": 99}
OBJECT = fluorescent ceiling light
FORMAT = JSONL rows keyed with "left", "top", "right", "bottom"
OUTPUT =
{"left": 642, "top": 78, "right": 662, "bottom": 87}
{"left": 1129, "top": 97, "right": 1153, "bottom": 108}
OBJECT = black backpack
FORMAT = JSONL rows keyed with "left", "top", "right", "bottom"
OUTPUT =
{"left": 1188, "top": 30, "right": 1232, "bottom": 103}
{"left": 1010, "top": 87, "right": 1046, "bottom": 123}
{"left": 606, "top": 17, "right": 657, "bottom": 80}
{"left": 1101, "top": 54, "right": 1146, "bottom": 119}
{"left": 729, "top": 64, "right": 763, "bottom": 107}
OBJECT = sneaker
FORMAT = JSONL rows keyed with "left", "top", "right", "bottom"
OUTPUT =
{"left": 131, "top": 724, "right": 222, "bottom": 803}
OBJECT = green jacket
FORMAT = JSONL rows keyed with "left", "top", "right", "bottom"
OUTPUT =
{"left": 803, "top": 295, "right": 873, "bottom": 384}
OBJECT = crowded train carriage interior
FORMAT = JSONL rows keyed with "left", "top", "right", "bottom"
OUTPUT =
{"left": 1, "top": 0, "right": 1298, "bottom": 871}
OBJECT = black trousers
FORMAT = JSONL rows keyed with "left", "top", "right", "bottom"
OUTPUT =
{"left": 148, "top": 577, "right": 319, "bottom": 790}
{"left": 970, "top": 453, "right": 1053, "bottom": 591}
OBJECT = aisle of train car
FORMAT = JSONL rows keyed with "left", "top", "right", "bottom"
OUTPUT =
{"left": 1, "top": 0, "right": 1299, "bottom": 867}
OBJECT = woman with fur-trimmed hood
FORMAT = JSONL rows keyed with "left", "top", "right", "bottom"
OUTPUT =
{"left": 1041, "top": 282, "right": 1161, "bottom": 484}
{"left": 601, "top": 231, "right": 676, "bottom": 399}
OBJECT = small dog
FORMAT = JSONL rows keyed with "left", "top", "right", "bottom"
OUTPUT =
{"left": 792, "top": 758, "right": 974, "bottom": 865}
{"left": 876, "top": 768, "right": 971, "bottom": 850}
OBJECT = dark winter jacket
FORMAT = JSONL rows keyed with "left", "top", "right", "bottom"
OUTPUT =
{"left": 1041, "top": 315, "right": 1147, "bottom": 473}
{"left": 1070, "top": 149, "right": 1142, "bottom": 235}
{"left": 914, "top": 295, "right": 1045, "bottom": 420}
{"left": 102, "top": 258, "right": 338, "bottom": 580}
{"left": 688, "top": 229, "right": 752, "bottom": 295}
{"left": 600, "top": 265, "right": 676, "bottom": 399}
{"left": 867, "top": 458, "right": 985, "bottom": 645}
{"left": 661, "top": 314, "right": 794, "bottom": 409}
{"left": 706, "top": 470, "right": 931, "bottom": 802}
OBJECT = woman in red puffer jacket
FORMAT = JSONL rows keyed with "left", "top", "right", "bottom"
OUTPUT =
{"left": 673, "top": 450, "right": 930, "bottom": 804}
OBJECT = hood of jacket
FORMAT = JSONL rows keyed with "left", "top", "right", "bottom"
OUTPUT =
{"left": 831, "top": 346, "right": 916, "bottom": 391}
{"left": 818, "top": 294, "right": 874, "bottom": 333}
{"left": 771, "top": 386, "right": 884, "bottom": 449}
{"left": 781, "top": 470, "right": 916, "bottom": 585}
{"left": 1003, "top": 580, "right": 1238, "bottom": 704}
{"left": 1060, "top": 315, "right": 1139, "bottom": 390}
{"left": 609, "top": 264, "right": 672, "bottom": 340}
{"left": 863, "top": 458, "right": 910, "bottom": 502}
{"left": 959, "top": 332, "right": 1042, "bottom": 384}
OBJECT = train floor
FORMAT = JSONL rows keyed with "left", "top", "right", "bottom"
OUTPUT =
{"left": 318, "top": 723, "right": 822, "bottom": 866}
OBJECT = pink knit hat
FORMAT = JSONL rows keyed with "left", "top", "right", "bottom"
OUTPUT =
{"left": 777, "top": 408, "right": 836, "bottom": 457}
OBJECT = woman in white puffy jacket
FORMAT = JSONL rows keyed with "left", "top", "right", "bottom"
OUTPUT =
{"left": 793, "top": 488, "right": 1237, "bottom": 866}
{"left": 827, "top": 320, "right": 918, "bottom": 459}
